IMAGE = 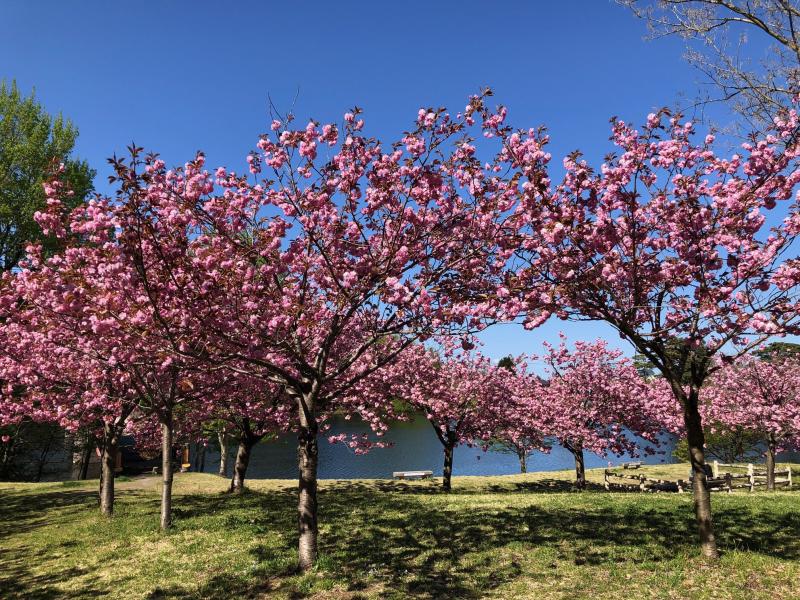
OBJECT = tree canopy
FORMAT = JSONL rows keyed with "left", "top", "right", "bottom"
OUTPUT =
{"left": 0, "top": 80, "right": 94, "bottom": 271}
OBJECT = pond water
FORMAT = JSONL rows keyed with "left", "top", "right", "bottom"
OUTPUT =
{"left": 201, "top": 414, "right": 679, "bottom": 480}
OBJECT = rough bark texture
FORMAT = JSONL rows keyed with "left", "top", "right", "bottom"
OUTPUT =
{"left": 572, "top": 444, "right": 586, "bottom": 490}
{"left": 297, "top": 417, "right": 319, "bottom": 572}
{"left": 766, "top": 433, "right": 776, "bottom": 491}
{"left": 217, "top": 431, "right": 228, "bottom": 477}
{"left": 230, "top": 437, "right": 254, "bottom": 494}
{"left": 34, "top": 428, "right": 57, "bottom": 482}
{"left": 99, "top": 426, "right": 119, "bottom": 516}
{"left": 198, "top": 443, "right": 206, "bottom": 472}
{"left": 160, "top": 419, "right": 174, "bottom": 531}
{"left": 79, "top": 436, "right": 93, "bottom": 480}
{"left": 296, "top": 386, "right": 320, "bottom": 572}
{"left": 518, "top": 449, "right": 527, "bottom": 474}
{"left": 191, "top": 441, "right": 206, "bottom": 473}
{"left": 684, "top": 391, "right": 719, "bottom": 559}
{"left": 442, "top": 442, "right": 455, "bottom": 492}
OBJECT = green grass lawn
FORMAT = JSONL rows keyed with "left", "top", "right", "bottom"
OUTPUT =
{"left": 1, "top": 464, "right": 798, "bottom": 599}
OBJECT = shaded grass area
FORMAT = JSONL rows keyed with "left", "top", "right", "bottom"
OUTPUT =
{"left": 0, "top": 465, "right": 799, "bottom": 599}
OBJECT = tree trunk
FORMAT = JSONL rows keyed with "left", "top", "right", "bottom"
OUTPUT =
{"left": 64, "top": 431, "right": 76, "bottom": 479}
{"left": 297, "top": 415, "right": 318, "bottom": 571}
{"left": 100, "top": 425, "right": 119, "bottom": 516}
{"left": 229, "top": 436, "right": 254, "bottom": 494}
{"left": 0, "top": 430, "right": 15, "bottom": 479}
{"left": 34, "top": 428, "right": 56, "bottom": 482}
{"left": 766, "top": 433, "right": 776, "bottom": 491}
{"left": 197, "top": 442, "right": 206, "bottom": 472}
{"left": 684, "top": 393, "right": 719, "bottom": 559}
{"left": 442, "top": 443, "right": 455, "bottom": 492}
{"left": 189, "top": 442, "right": 198, "bottom": 471}
{"left": 189, "top": 441, "right": 206, "bottom": 473}
{"left": 518, "top": 449, "right": 527, "bottom": 474}
{"left": 571, "top": 443, "right": 586, "bottom": 490}
{"left": 160, "top": 418, "right": 174, "bottom": 531}
{"left": 79, "top": 434, "right": 93, "bottom": 480}
{"left": 217, "top": 430, "right": 228, "bottom": 477}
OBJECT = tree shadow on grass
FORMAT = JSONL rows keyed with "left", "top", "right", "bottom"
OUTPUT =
{"left": 488, "top": 478, "right": 608, "bottom": 494}
{"left": 312, "top": 491, "right": 676, "bottom": 597}
{"left": 0, "top": 487, "right": 98, "bottom": 537}
{"left": 3, "top": 482, "right": 799, "bottom": 599}
{"left": 318, "top": 486, "right": 800, "bottom": 598}
{"left": 149, "top": 482, "right": 800, "bottom": 599}
{"left": 0, "top": 486, "right": 116, "bottom": 599}
{"left": 0, "top": 541, "right": 108, "bottom": 600}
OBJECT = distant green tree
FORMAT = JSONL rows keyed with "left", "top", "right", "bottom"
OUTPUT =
{"left": 673, "top": 426, "right": 762, "bottom": 464}
{"left": 753, "top": 342, "right": 800, "bottom": 362}
{"left": 497, "top": 355, "right": 515, "bottom": 371}
{"left": 0, "top": 82, "right": 93, "bottom": 479}
{"left": 0, "top": 80, "right": 94, "bottom": 271}
{"left": 633, "top": 337, "right": 708, "bottom": 383}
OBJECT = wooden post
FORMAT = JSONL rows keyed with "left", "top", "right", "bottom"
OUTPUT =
{"left": 725, "top": 473, "right": 732, "bottom": 493}
{"left": 604, "top": 470, "right": 610, "bottom": 491}
{"left": 747, "top": 463, "right": 754, "bottom": 492}
{"left": 712, "top": 460, "right": 719, "bottom": 478}
{"left": 114, "top": 447, "right": 123, "bottom": 473}
{"left": 639, "top": 474, "right": 647, "bottom": 493}
{"left": 788, "top": 467, "right": 793, "bottom": 489}
{"left": 180, "top": 445, "right": 190, "bottom": 472}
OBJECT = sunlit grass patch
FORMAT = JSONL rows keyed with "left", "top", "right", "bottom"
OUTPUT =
{"left": 0, "top": 467, "right": 798, "bottom": 599}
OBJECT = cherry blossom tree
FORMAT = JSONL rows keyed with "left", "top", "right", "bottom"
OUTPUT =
{"left": 536, "top": 338, "right": 663, "bottom": 489}
{"left": 706, "top": 354, "right": 800, "bottom": 489}
{"left": 487, "top": 356, "right": 549, "bottom": 474}
{"left": 194, "top": 374, "right": 291, "bottom": 494}
{"left": 0, "top": 251, "right": 142, "bottom": 516}
{"left": 26, "top": 93, "right": 527, "bottom": 569}
{"left": 508, "top": 104, "right": 800, "bottom": 557}
{"left": 25, "top": 159, "right": 226, "bottom": 530}
{"left": 388, "top": 343, "right": 522, "bottom": 491}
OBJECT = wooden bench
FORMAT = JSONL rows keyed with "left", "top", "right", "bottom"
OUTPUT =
{"left": 393, "top": 470, "right": 433, "bottom": 480}
{"left": 622, "top": 461, "right": 642, "bottom": 469}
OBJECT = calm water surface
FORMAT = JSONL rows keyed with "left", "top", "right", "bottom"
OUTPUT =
{"left": 203, "top": 414, "right": 679, "bottom": 479}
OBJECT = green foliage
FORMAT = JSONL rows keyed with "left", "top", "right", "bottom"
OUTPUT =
{"left": 0, "top": 80, "right": 94, "bottom": 271}
{"left": 753, "top": 342, "right": 800, "bottom": 362}
{"left": 672, "top": 423, "right": 763, "bottom": 464}
{"left": 632, "top": 353, "right": 657, "bottom": 378}
{"left": 633, "top": 338, "right": 709, "bottom": 384}
{"left": 389, "top": 396, "right": 415, "bottom": 417}
{"left": 497, "top": 355, "right": 515, "bottom": 371}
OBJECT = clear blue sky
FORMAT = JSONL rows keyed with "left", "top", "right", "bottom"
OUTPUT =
{"left": 0, "top": 1, "right": 733, "bottom": 360}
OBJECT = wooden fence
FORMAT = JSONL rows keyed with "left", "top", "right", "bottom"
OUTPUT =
{"left": 603, "top": 470, "right": 689, "bottom": 493}
{"left": 604, "top": 462, "right": 792, "bottom": 494}
{"left": 711, "top": 461, "right": 793, "bottom": 491}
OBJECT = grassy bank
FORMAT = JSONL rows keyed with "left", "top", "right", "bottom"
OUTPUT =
{"left": 1, "top": 464, "right": 798, "bottom": 599}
